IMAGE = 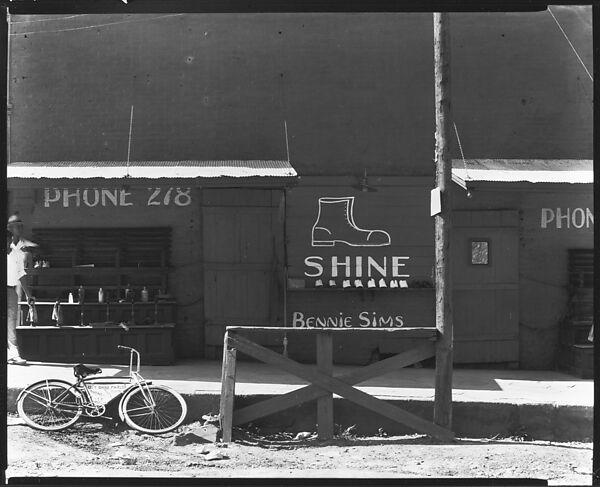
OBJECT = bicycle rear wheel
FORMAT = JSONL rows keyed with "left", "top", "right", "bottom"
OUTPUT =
{"left": 17, "top": 380, "right": 82, "bottom": 431}
{"left": 121, "top": 385, "right": 187, "bottom": 434}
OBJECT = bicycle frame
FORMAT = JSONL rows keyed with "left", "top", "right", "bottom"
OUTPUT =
{"left": 18, "top": 344, "right": 188, "bottom": 434}
{"left": 118, "top": 345, "right": 156, "bottom": 408}
{"left": 17, "top": 346, "right": 156, "bottom": 418}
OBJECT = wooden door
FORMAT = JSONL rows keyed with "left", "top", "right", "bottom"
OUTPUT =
{"left": 452, "top": 210, "right": 519, "bottom": 364}
{"left": 202, "top": 189, "right": 285, "bottom": 357}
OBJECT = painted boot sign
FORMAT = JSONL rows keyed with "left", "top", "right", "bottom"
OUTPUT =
{"left": 311, "top": 196, "right": 391, "bottom": 247}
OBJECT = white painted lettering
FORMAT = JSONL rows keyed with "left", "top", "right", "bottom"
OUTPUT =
{"left": 63, "top": 188, "right": 80, "bottom": 207}
{"left": 174, "top": 188, "right": 192, "bottom": 206}
{"left": 304, "top": 256, "right": 323, "bottom": 278}
{"left": 293, "top": 311, "right": 403, "bottom": 328}
{"left": 392, "top": 256, "right": 409, "bottom": 277}
{"left": 147, "top": 188, "right": 161, "bottom": 206}
{"left": 82, "top": 189, "right": 100, "bottom": 207}
{"left": 355, "top": 256, "right": 363, "bottom": 278}
{"left": 101, "top": 189, "right": 119, "bottom": 207}
{"left": 359, "top": 311, "right": 370, "bottom": 327}
{"left": 541, "top": 208, "right": 555, "bottom": 228}
{"left": 572, "top": 208, "right": 586, "bottom": 228}
{"left": 119, "top": 189, "right": 133, "bottom": 207}
{"left": 163, "top": 187, "right": 173, "bottom": 206}
{"left": 42, "top": 186, "right": 192, "bottom": 209}
{"left": 379, "top": 316, "right": 393, "bottom": 327}
{"left": 327, "top": 316, "right": 339, "bottom": 328}
{"left": 542, "top": 208, "right": 594, "bottom": 229}
{"left": 315, "top": 317, "right": 327, "bottom": 328}
{"left": 44, "top": 188, "right": 61, "bottom": 207}
{"left": 332, "top": 256, "right": 351, "bottom": 278}
{"left": 556, "top": 207, "right": 570, "bottom": 229}
{"left": 292, "top": 312, "right": 305, "bottom": 328}
{"left": 367, "top": 256, "right": 386, "bottom": 277}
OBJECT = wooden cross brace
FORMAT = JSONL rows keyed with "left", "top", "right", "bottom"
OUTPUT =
{"left": 219, "top": 330, "right": 454, "bottom": 442}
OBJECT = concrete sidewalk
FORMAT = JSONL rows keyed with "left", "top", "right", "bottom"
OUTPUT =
{"left": 7, "top": 360, "right": 593, "bottom": 441}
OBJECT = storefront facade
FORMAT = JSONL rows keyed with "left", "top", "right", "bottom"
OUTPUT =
{"left": 7, "top": 10, "right": 592, "bottom": 370}
{"left": 9, "top": 160, "right": 592, "bottom": 371}
{"left": 8, "top": 162, "right": 296, "bottom": 364}
{"left": 450, "top": 162, "right": 593, "bottom": 371}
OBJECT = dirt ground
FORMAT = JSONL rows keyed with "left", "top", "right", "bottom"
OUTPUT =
{"left": 6, "top": 414, "right": 592, "bottom": 484}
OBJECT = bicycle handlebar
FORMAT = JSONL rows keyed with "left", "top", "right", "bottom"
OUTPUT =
{"left": 117, "top": 346, "right": 141, "bottom": 373}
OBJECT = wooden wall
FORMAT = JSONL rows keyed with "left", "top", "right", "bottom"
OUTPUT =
{"left": 9, "top": 177, "right": 593, "bottom": 368}
{"left": 202, "top": 188, "right": 285, "bottom": 358}
{"left": 285, "top": 176, "right": 436, "bottom": 364}
{"left": 9, "top": 9, "right": 592, "bottom": 174}
{"left": 452, "top": 182, "right": 593, "bottom": 369}
{"left": 8, "top": 180, "right": 204, "bottom": 359}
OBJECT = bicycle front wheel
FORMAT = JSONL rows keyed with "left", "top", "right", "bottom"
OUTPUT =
{"left": 121, "top": 385, "right": 187, "bottom": 434}
{"left": 17, "top": 380, "right": 83, "bottom": 431}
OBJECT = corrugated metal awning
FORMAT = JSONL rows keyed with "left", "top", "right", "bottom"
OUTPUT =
{"left": 7, "top": 160, "right": 298, "bottom": 179}
{"left": 452, "top": 159, "right": 593, "bottom": 185}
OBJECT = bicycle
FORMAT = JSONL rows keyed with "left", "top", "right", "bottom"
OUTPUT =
{"left": 16, "top": 345, "right": 188, "bottom": 434}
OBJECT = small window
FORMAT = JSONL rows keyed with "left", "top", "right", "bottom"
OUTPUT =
{"left": 470, "top": 240, "right": 490, "bottom": 265}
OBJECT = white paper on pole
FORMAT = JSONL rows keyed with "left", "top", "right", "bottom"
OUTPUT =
{"left": 430, "top": 187, "right": 442, "bottom": 216}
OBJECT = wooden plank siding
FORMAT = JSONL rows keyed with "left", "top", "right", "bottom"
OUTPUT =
{"left": 202, "top": 189, "right": 285, "bottom": 357}
{"left": 452, "top": 183, "right": 593, "bottom": 369}
{"left": 8, "top": 183, "right": 204, "bottom": 359}
{"left": 451, "top": 211, "right": 520, "bottom": 364}
{"left": 284, "top": 179, "right": 436, "bottom": 364}
{"left": 286, "top": 183, "right": 434, "bottom": 282}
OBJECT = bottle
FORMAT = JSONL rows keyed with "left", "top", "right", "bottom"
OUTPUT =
{"left": 78, "top": 285, "right": 85, "bottom": 304}
{"left": 98, "top": 288, "right": 104, "bottom": 304}
{"left": 52, "top": 300, "right": 64, "bottom": 327}
{"left": 125, "top": 283, "right": 132, "bottom": 302}
{"left": 141, "top": 287, "right": 149, "bottom": 303}
{"left": 27, "top": 298, "right": 38, "bottom": 325}
{"left": 68, "top": 292, "right": 74, "bottom": 304}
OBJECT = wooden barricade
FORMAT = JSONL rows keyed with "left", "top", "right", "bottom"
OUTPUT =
{"left": 219, "top": 326, "right": 454, "bottom": 442}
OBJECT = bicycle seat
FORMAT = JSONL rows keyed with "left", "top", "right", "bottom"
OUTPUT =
{"left": 73, "top": 364, "right": 102, "bottom": 378}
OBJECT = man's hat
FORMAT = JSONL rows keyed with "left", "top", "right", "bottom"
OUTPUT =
{"left": 7, "top": 214, "right": 23, "bottom": 227}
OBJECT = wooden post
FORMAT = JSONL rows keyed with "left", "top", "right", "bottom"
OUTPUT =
{"left": 432, "top": 12, "right": 454, "bottom": 431}
{"left": 316, "top": 330, "right": 334, "bottom": 440}
{"left": 219, "top": 331, "right": 237, "bottom": 443}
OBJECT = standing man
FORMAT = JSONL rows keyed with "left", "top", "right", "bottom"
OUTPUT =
{"left": 7, "top": 214, "right": 36, "bottom": 365}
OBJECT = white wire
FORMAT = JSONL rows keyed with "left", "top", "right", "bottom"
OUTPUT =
{"left": 453, "top": 121, "right": 468, "bottom": 178}
{"left": 547, "top": 6, "right": 593, "bottom": 82}
{"left": 9, "top": 14, "right": 183, "bottom": 36}
{"left": 284, "top": 120, "right": 290, "bottom": 163}
{"left": 126, "top": 105, "right": 134, "bottom": 177}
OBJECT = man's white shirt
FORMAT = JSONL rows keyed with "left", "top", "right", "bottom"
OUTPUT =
{"left": 7, "top": 239, "right": 27, "bottom": 287}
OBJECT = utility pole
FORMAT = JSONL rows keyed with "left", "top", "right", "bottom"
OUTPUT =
{"left": 6, "top": 8, "right": 12, "bottom": 166}
{"left": 432, "top": 12, "right": 454, "bottom": 430}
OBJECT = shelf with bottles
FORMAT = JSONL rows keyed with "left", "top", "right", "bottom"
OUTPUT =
{"left": 26, "top": 255, "right": 169, "bottom": 302}
{"left": 19, "top": 298, "right": 177, "bottom": 328}
{"left": 25, "top": 283, "right": 170, "bottom": 303}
